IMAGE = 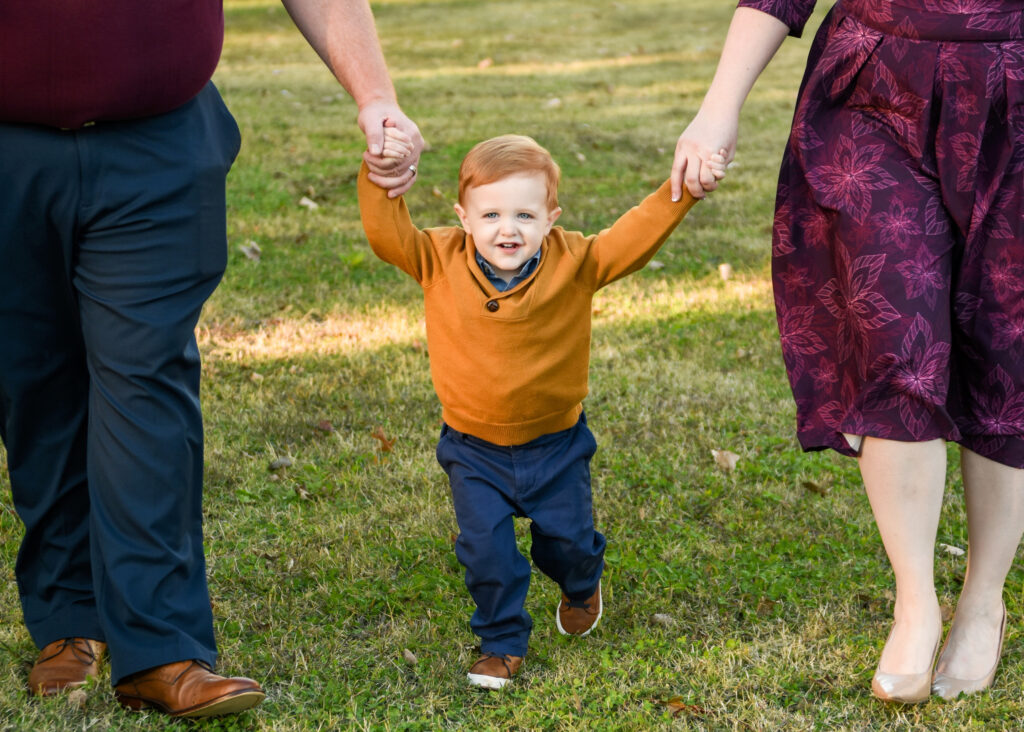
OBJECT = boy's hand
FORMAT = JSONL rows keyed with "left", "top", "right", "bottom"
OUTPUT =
{"left": 359, "top": 102, "right": 424, "bottom": 197}
{"left": 671, "top": 108, "right": 737, "bottom": 201}
{"left": 380, "top": 125, "right": 415, "bottom": 159}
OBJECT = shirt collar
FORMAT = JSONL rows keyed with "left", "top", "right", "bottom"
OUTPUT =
{"left": 475, "top": 247, "right": 542, "bottom": 291}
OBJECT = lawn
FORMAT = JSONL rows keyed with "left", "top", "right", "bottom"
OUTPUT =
{"left": 1, "top": 1, "right": 1022, "bottom": 729}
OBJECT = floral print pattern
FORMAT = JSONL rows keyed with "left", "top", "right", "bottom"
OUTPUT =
{"left": 743, "top": 1, "right": 1024, "bottom": 467}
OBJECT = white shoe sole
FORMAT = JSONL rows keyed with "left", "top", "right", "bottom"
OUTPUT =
{"left": 555, "top": 585, "right": 602, "bottom": 636}
{"left": 467, "top": 672, "right": 510, "bottom": 690}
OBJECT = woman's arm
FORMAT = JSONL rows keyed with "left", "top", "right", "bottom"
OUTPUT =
{"left": 670, "top": 7, "right": 791, "bottom": 201}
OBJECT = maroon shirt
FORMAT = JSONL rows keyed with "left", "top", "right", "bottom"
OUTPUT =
{"left": 0, "top": 1, "right": 224, "bottom": 128}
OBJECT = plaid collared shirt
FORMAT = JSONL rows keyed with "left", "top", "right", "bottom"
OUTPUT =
{"left": 475, "top": 248, "right": 541, "bottom": 292}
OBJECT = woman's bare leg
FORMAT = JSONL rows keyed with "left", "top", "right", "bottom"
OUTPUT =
{"left": 935, "top": 448, "right": 1024, "bottom": 681}
{"left": 858, "top": 437, "right": 945, "bottom": 674}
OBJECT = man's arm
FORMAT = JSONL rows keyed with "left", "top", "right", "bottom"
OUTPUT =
{"left": 282, "top": 0, "right": 424, "bottom": 197}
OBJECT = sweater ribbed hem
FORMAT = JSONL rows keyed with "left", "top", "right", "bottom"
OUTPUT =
{"left": 442, "top": 403, "right": 584, "bottom": 446}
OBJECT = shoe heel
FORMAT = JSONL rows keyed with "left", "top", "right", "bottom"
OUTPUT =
{"left": 115, "top": 693, "right": 151, "bottom": 711}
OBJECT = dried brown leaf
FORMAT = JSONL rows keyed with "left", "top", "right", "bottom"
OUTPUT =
{"left": 402, "top": 648, "right": 418, "bottom": 666}
{"left": 650, "top": 613, "right": 675, "bottom": 627}
{"left": 371, "top": 427, "right": 397, "bottom": 452}
{"left": 269, "top": 457, "right": 293, "bottom": 471}
{"left": 315, "top": 420, "right": 335, "bottom": 433}
{"left": 711, "top": 449, "right": 740, "bottom": 472}
{"left": 294, "top": 484, "right": 311, "bottom": 500}
{"left": 801, "top": 479, "right": 827, "bottom": 496}
{"left": 238, "top": 240, "right": 262, "bottom": 262}
{"left": 658, "top": 696, "right": 708, "bottom": 717}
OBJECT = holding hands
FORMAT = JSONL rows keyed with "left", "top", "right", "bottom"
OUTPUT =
{"left": 359, "top": 102, "right": 424, "bottom": 197}
{"left": 671, "top": 112, "right": 734, "bottom": 202}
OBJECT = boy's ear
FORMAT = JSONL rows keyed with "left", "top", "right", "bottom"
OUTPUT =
{"left": 545, "top": 206, "right": 562, "bottom": 233}
{"left": 453, "top": 202, "right": 468, "bottom": 229}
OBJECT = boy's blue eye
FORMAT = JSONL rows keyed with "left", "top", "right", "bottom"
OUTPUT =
{"left": 517, "top": 213, "right": 533, "bottom": 220}
{"left": 483, "top": 212, "right": 498, "bottom": 219}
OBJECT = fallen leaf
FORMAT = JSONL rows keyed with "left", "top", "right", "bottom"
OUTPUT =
{"left": 711, "top": 449, "right": 740, "bottom": 472}
{"left": 647, "top": 260, "right": 665, "bottom": 270}
{"left": 658, "top": 696, "right": 708, "bottom": 717}
{"left": 801, "top": 479, "right": 827, "bottom": 496}
{"left": 371, "top": 426, "right": 397, "bottom": 452}
{"left": 66, "top": 688, "right": 87, "bottom": 708}
{"left": 575, "top": 152, "right": 587, "bottom": 163}
{"left": 431, "top": 186, "right": 444, "bottom": 198}
{"left": 315, "top": 420, "right": 335, "bottom": 433}
{"left": 298, "top": 196, "right": 319, "bottom": 210}
{"left": 477, "top": 57, "right": 493, "bottom": 69}
{"left": 238, "top": 240, "right": 262, "bottom": 262}
{"left": 941, "top": 603, "right": 954, "bottom": 622}
{"left": 756, "top": 597, "right": 778, "bottom": 616}
{"left": 940, "top": 543, "right": 965, "bottom": 557}
{"left": 249, "top": 372, "right": 264, "bottom": 383}
{"left": 718, "top": 263, "right": 733, "bottom": 281}
{"left": 294, "top": 484, "right": 311, "bottom": 500}
{"left": 650, "top": 613, "right": 675, "bottom": 627}
{"left": 269, "top": 456, "right": 293, "bottom": 471}
{"left": 544, "top": 97, "right": 562, "bottom": 109}
{"left": 402, "top": 648, "right": 418, "bottom": 666}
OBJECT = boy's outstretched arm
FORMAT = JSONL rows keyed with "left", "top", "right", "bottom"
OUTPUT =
{"left": 357, "top": 162, "right": 438, "bottom": 284}
{"left": 586, "top": 180, "right": 699, "bottom": 289}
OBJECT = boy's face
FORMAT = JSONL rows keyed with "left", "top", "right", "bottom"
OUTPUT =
{"left": 454, "top": 173, "right": 561, "bottom": 282}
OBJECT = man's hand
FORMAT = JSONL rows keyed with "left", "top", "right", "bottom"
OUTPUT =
{"left": 358, "top": 101, "right": 424, "bottom": 197}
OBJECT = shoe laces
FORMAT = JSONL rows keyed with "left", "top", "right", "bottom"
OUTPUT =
{"left": 44, "top": 638, "right": 100, "bottom": 665}
{"left": 565, "top": 597, "right": 591, "bottom": 610}
{"left": 478, "top": 651, "right": 516, "bottom": 677}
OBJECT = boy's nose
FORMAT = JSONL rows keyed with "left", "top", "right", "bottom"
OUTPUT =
{"left": 499, "top": 218, "right": 516, "bottom": 235}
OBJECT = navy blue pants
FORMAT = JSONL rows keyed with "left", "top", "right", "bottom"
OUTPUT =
{"left": 0, "top": 83, "right": 240, "bottom": 684}
{"left": 436, "top": 415, "right": 606, "bottom": 657}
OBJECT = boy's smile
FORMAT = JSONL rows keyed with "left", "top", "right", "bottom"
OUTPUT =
{"left": 454, "top": 173, "right": 561, "bottom": 283}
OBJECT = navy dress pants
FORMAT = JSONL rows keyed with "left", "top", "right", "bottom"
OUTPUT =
{"left": 0, "top": 83, "right": 240, "bottom": 684}
{"left": 436, "top": 415, "right": 606, "bottom": 657}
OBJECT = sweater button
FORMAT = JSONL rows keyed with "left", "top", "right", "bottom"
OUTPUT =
{"left": 486, "top": 299, "right": 499, "bottom": 312}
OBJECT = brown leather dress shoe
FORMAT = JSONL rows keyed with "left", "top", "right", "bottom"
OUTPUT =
{"left": 114, "top": 660, "right": 265, "bottom": 718}
{"left": 28, "top": 637, "right": 106, "bottom": 696}
{"left": 556, "top": 581, "right": 602, "bottom": 636}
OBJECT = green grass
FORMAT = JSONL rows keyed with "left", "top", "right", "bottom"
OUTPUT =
{"left": 2, "top": 1, "right": 1023, "bottom": 729}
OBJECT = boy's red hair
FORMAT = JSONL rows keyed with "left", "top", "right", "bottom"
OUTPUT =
{"left": 458, "top": 135, "right": 561, "bottom": 210}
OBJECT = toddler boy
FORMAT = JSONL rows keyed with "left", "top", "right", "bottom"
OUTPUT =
{"left": 359, "top": 131, "right": 711, "bottom": 689}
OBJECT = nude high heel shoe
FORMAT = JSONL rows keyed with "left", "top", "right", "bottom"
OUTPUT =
{"left": 871, "top": 630, "right": 940, "bottom": 704}
{"left": 931, "top": 602, "right": 1006, "bottom": 700}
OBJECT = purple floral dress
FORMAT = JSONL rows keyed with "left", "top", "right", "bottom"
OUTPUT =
{"left": 739, "top": 0, "right": 1024, "bottom": 467}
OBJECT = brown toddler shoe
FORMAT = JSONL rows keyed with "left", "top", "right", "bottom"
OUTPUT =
{"left": 556, "top": 581, "right": 602, "bottom": 636}
{"left": 467, "top": 652, "right": 523, "bottom": 690}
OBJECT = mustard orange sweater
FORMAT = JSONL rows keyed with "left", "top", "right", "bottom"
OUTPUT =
{"left": 358, "top": 163, "right": 697, "bottom": 445}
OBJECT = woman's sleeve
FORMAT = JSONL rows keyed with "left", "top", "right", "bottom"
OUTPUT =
{"left": 736, "top": 0, "right": 817, "bottom": 37}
